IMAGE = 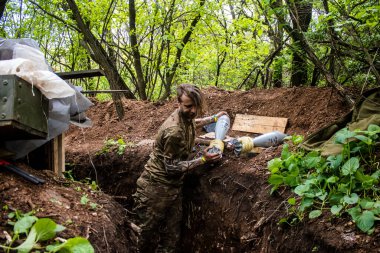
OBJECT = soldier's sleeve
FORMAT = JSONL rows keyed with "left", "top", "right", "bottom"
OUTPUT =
{"left": 162, "top": 127, "right": 187, "bottom": 176}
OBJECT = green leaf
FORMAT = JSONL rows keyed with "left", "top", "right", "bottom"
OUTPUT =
{"left": 300, "top": 198, "right": 314, "bottom": 212}
{"left": 335, "top": 128, "right": 357, "bottom": 144}
{"left": 331, "top": 205, "right": 343, "bottom": 215}
{"left": 117, "top": 138, "right": 125, "bottom": 145}
{"left": 288, "top": 197, "right": 296, "bottom": 205}
{"left": 15, "top": 217, "right": 65, "bottom": 252}
{"left": 294, "top": 184, "right": 310, "bottom": 196}
{"left": 277, "top": 217, "right": 288, "bottom": 225}
{"left": 309, "top": 210, "right": 322, "bottom": 219}
{"left": 34, "top": 218, "right": 61, "bottom": 241}
{"left": 337, "top": 182, "right": 349, "bottom": 194}
{"left": 268, "top": 158, "right": 283, "bottom": 172}
{"left": 371, "top": 170, "right": 380, "bottom": 180}
{"left": 360, "top": 199, "right": 375, "bottom": 210}
{"left": 329, "top": 193, "right": 344, "bottom": 205}
{"left": 14, "top": 216, "right": 38, "bottom": 235}
{"left": 348, "top": 206, "right": 362, "bottom": 221}
{"left": 46, "top": 237, "right": 94, "bottom": 253}
{"left": 81, "top": 194, "right": 89, "bottom": 205}
{"left": 304, "top": 156, "right": 320, "bottom": 168}
{"left": 326, "top": 176, "right": 338, "bottom": 184}
{"left": 281, "top": 144, "right": 291, "bottom": 159}
{"left": 14, "top": 227, "right": 37, "bottom": 253}
{"left": 316, "top": 191, "right": 327, "bottom": 201}
{"left": 268, "top": 174, "right": 283, "bottom": 185}
{"left": 341, "top": 157, "right": 360, "bottom": 176}
{"left": 327, "top": 154, "right": 343, "bottom": 169}
{"left": 292, "top": 135, "right": 304, "bottom": 145}
{"left": 284, "top": 174, "right": 299, "bottom": 187}
{"left": 357, "top": 210, "right": 375, "bottom": 233}
{"left": 367, "top": 124, "right": 380, "bottom": 134}
{"left": 343, "top": 193, "right": 359, "bottom": 205}
{"left": 55, "top": 224, "right": 66, "bottom": 233}
{"left": 175, "top": 42, "right": 183, "bottom": 49}
{"left": 354, "top": 135, "right": 372, "bottom": 145}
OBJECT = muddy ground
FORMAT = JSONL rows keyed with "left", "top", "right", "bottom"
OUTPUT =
{"left": 1, "top": 86, "right": 380, "bottom": 252}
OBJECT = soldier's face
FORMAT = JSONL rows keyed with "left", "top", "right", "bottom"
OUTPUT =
{"left": 179, "top": 94, "right": 197, "bottom": 120}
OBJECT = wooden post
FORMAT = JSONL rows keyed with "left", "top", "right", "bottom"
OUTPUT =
{"left": 52, "top": 133, "right": 65, "bottom": 176}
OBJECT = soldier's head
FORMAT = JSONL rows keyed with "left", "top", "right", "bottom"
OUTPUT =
{"left": 177, "top": 84, "right": 205, "bottom": 120}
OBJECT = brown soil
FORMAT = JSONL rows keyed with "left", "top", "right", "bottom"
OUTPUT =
{"left": 1, "top": 86, "right": 379, "bottom": 253}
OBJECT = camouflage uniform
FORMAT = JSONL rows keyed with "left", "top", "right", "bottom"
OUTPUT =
{"left": 133, "top": 108, "right": 195, "bottom": 253}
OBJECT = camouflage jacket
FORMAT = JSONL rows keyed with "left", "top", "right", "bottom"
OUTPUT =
{"left": 142, "top": 108, "right": 196, "bottom": 186}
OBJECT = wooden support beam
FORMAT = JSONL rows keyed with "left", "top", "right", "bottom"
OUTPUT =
{"left": 52, "top": 133, "right": 65, "bottom": 177}
{"left": 80, "top": 90, "right": 133, "bottom": 94}
{"left": 56, "top": 69, "right": 104, "bottom": 80}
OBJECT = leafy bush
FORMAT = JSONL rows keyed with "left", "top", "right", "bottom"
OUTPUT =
{"left": 268, "top": 124, "right": 380, "bottom": 233}
{"left": 97, "top": 138, "right": 136, "bottom": 156}
{"left": 0, "top": 210, "right": 94, "bottom": 253}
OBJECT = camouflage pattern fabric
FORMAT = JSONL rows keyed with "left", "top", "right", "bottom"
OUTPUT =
{"left": 133, "top": 109, "right": 195, "bottom": 252}
{"left": 302, "top": 87, "right": 380, "bottom": 156}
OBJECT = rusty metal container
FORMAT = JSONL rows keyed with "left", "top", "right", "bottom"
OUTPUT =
{"left": 0, "top": 75, "right": 48, "bottom": 140}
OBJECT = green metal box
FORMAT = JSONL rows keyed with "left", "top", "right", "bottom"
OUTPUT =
{"left": 0, "top": 75, "right": 49, "bottom": 140}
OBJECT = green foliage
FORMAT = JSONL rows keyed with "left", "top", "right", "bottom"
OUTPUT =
{"left": 0, "top": 210, "right": 94, "bottom": 253}
{"left": 268, "top": 124, "right": 380, "bottom": 233}
{"left": 63, "top": 170, "right": 75, "bottom": 181}
{"left": 97, "top": 138, "right": 136, "bottom": 156}
{"left": 2, "top": 0, "right": 379, "bottom": 97}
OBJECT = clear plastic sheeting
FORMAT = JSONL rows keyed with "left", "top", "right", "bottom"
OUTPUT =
{"left": 0, "top": 40, "right": 75, "bottom": 99}
{"left": 0, "top": 38, "right": 93, "bottom": 159}
{"left": 67, "top": 83, "right": 93, "bottom": 128}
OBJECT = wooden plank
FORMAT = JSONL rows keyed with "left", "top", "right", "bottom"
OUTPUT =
{"left": 52, "top": 133, "right": 65, "bottom": 177}
{"left": 80, "top": 90, "right": 133, "bottom": 94}
{"left": 56, "top": 69, "right": 104, "bottom": 79}
{"left": 231, "top": 114, "right": 288, "bottom": 134}
{"left": 58, "top": 133, "right": 65, "bottom": 176}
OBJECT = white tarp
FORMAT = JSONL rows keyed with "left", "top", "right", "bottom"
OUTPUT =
{"left": 0, "top": 44, "right": 75, "bottom": 99}
{"left": 0, "top": 38, "right": 93, "bottom": 159}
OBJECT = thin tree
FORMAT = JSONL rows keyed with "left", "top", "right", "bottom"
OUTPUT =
{"left": 286, "top": 0, "right": 312, "bottom": 86}
{"left": 0, "top": 0, "right": 8, "bottom": 20}
{"left": 66, "top": 0, "right": 136, "bottom": 119}
{"left": 160, "top": 0, "right": 206, "bottom": 100}
{"left": 128, "top": 0, "right": 146, "bottom": 100}
{"left": 272, "top": 1, "right": 355, "bottom": 106}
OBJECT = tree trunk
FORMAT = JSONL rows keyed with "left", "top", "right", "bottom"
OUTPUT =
{"left": 273, "top": 1, "right": 354, "bottom": 106}
{"left": 215, "top": 50, "right": 227, "bottom": 87}
{"left": 66, "top": 0, "right": 136, "bottom": 119}
{"left": 161, "top": 0, "right": 206, "bottom": 100}
{"left": 129, "top": 0, "right": 147, "bottom": 100}
{"left": 256, "top": 0, "right": 284, "bottom": 88}
{"left": 290, "top": 48, "right": 308, "bottom": 86}
{"left": 0, "top": 0, "right": 8, "bottom": 20}
{"left": 286, "top": 0, "right": 312, "bottom": 86}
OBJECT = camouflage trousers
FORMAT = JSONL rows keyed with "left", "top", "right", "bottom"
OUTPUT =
{"left": 133, "top": 175, "right": 183, "bottom": 253}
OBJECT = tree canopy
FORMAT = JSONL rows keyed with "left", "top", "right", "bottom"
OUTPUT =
{"left": 0, "top": 0, "right": 379, "bottom": 103}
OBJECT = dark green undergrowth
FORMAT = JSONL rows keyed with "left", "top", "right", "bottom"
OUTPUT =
{"left": 0, "top": 208, "right": 94, "bottom": 253}
{"left": 268, "top": 124, "right": 380, "bottom": 234}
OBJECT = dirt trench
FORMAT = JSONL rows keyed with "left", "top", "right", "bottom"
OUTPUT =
{"left": 66, "top": 143, "right": 378, "bottom": 253}
{"left": 63, "top": 86, "right": 380, "bottom": 252}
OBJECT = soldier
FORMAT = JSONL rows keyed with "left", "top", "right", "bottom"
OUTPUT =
{"left": 133, "top": 84, "right": 228, "bottom": 252}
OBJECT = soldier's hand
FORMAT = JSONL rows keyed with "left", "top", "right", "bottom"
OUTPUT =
{"left": 215, "top": 111, "right": 228, "bottom": 119}
{"left": 202, "top": 146, "right": 222, "bottom": 163}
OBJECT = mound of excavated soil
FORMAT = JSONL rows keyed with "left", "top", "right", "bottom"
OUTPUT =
{"left": 2, "top": 87, "right": 379, "bottom": 253}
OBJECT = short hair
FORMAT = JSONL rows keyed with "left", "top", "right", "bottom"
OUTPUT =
{"left": 177, "top": 84, "right": 206, "bottom": 116}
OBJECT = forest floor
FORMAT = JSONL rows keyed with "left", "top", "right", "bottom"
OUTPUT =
{"left": 1, "top": 86, "right": 380, "bottom": 252}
